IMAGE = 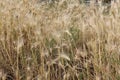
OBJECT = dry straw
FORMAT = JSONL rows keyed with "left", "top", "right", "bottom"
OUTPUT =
{"left": 0, "top": 0, "right": 120, "bottom": 80}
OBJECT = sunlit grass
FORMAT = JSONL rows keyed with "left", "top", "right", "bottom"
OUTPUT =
{"left": 0, "top": 0, "right": 120, "bottom": 80}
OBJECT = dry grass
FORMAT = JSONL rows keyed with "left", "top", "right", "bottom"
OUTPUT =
{"left": 0, "top": 0, "right": 120, "bottom": 80}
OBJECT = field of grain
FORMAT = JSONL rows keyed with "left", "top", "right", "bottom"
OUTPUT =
{"left": 0, "top": 0, "right": 120, "bottom": 80}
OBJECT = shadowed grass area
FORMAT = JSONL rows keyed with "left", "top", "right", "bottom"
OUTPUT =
{"left": 0, "top": 0, "right": 120, "bottom": 80}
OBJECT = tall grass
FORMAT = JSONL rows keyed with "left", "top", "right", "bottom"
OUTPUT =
{"left": 0, "top": 0, "right": 120, "bottom": 80}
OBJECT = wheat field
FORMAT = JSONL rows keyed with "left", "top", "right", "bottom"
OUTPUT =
{"left": 0, "top": 0, "right": 120, "bottom": 80}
